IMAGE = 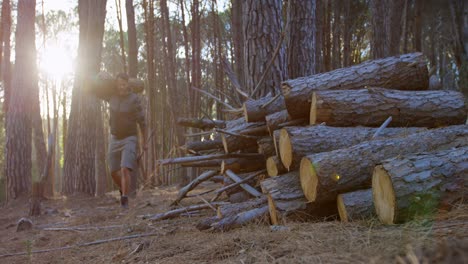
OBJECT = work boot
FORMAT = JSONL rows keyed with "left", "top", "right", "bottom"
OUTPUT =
{"left": 120, "top": 195, "right": 129, "bottom": 209}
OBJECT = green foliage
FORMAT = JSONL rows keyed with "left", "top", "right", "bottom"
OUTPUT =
{"left": 404, "top": 191, "right": 441, "bottom": 221}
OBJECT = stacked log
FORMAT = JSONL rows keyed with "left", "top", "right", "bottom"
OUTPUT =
{"left": 372, "top": 147, "right": 468, "bottom": 224}
{"left": 309, "top": 89, "right": 467, "bottom": 127}
{"left": 278, "top": 125, "right": 426, "bottom": 171}
{"left": 299, "top": 125, "right": 468, "bottom": 203}
{"left": 153, "top": 52, "right": 467, "bottom": 230}
{"left": 281, "top": 52, "right": 429, "bottom": 119}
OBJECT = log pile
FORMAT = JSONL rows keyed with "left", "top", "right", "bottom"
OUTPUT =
{"left": 151, "top": 52, "right": 467, "bottom": 230}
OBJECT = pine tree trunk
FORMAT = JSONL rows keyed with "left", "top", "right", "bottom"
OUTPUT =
{"left": 332, "top": 0, "right": 342, "bottom": 69}
{"left": 310, "top": 89, "right": 467, "bottom": 127}
{"left": 413, "top": 0, "right": 422, "bottom": 52}
{"left": 231, "top": 0, "right": 244, "bottom": 89}
{"left": 1, "top": 0, "right": 11, "bottom": 115}
{"left": 323, "top": 0, "right": 331, "bottom": 71}
{"left": 282, "top": 52, "right": 429, "bottom": 119}
{"left": 342, "top": 0, "right": 352, "bottom": 67}
{"left": 63, "top": 0, "right": 107, "bottom": 195}
{"left": 337, "top": 189, "right": 374, "bottom": 222}
{"left": 370, "top": 0, "right": 386, "bottom": 58}
{"left": 243, "top": 0, "right": 286, "bottom": 98}
{"left": 5, "top": 0, "right": 35, "bottom": 199}
{"left": 385, "top": 0, "right": 404, "bottom": 56}
{"left": 300, "top": 125, "right": 468, "bottom": 203}
{"left": 287, "top": 0, "right": 316, "bottom": 78}
{"left": 126, "top": 0, "right": 138, "bottom": 77}
{"left": 279, "top": 125, "right": 426, "bottom": 171}
{"left": 373, "top": 147, "right": 468, "bottom": 224}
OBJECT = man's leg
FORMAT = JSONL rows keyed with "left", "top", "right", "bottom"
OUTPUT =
{"left": 120, "top": 167, "right": 131, "bottom": 196}
{"left": 111, "top": 170, "right": 122, "bottom": 195}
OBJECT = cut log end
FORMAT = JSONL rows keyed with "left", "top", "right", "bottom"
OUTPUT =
{"left": 336, "top": 194, "right": 348, "bottom": 223}
{"left": 281, "top": 83, "right": 292, "bottom": 97}
{"left": 221, "top": 135, "right": 229, "bottom": 153}
{"left": 243, "top": 103, "right": 250, "bottom": 123}
{"left": 266, "top": 157, "right": 279, "bottom": 177}
{"left": 372, "top": 165, "right": 396, "bottom": 225}
{"left": 300, "top": 158, "right": 318, "bottom": 202}
{"left": 309, "top": 92, "right": 317, "bottom": 125}
{"left": 279, "top": 128, "right": 293, "bottom": 171}
{"left": 267, "top": 194, "right": 279, "bottom": 225}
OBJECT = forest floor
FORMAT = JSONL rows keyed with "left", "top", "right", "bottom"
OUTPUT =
{"left": 0, "top": 182, "right": 466, "bottom": 264}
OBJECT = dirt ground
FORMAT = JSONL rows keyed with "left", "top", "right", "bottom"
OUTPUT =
{"left": 0, "top": 182, "right": 466, "bottom": 264}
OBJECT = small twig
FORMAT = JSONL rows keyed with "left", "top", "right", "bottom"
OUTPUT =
{"left": 186, "top": 189, "right": 216, "bottom": 198}
{"left": 42, "top": 225, "right": 124, "bottom": 232}
{"left": 261, "top": 93, "right": 281, "bottom": 109}
{"left": 184, "top": 131, "right": 214, "bottom": 138}
{"left": 196, "top": 195, "right": 218, "bottom": 212}
{"left": 0, "top": 232, "right": 164, "bottom": 259}
{"left": 192, "top": 86, "right": 236, "bottom": 110}
{"left": 215, "top": 129, "right": 260, "bottom": 139}
{"left": 371, "top": 117, "right": 393, "bottom": 139}
{"left": 211, "top": 170, "right": 265, "bottom": 202}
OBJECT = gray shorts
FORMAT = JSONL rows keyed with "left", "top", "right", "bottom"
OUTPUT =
{"left": 108, "top": 135, "right": 138, "bottom": 172}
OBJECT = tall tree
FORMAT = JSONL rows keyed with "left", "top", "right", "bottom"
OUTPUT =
{"left": 342, "top": 0, "right": 352, "bottom": 67}
{"left": 244, "top": 0, "right": 286, "bottom": 98}
{"left": 385, "top": 0, "right": 404, "bottom": 56}
{"left": 370, "top": 0, "right": 386, "bottom": 58}
{"left": 1, "top": 0, "right": 11, "bottom": 115}
{"left": 287, "top": 0, "right": 316, "bottom": 78}
{"left": 231, "top": 0, "right": 244, "bottom": 87}
{"left": 63, "top": 0, "right": 107, "bottom": 195}
{"left": 191, "top": 0, "right": 202, "bottom": 115}
{"left": 5, "top": 0, "right": 37, "bottom": 199}
{"left": 126, "top": 0, "right": 138, "bottom": 77}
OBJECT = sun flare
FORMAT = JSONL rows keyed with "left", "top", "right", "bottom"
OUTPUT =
{"left": 38, "top": 43, "right": 73, "bottom": 79}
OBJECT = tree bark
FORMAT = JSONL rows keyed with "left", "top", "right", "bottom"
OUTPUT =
{"left": 231, "top": 0, "right": 244, "bottom": 89}
{"left": 337, "top": 189, "right": 374, "bottom": 222}
{"left": 243, "top": 94, "right": 286, "bottom": 122}
{"left": 373, "top": 147, "right": 468, "bottom": 224}
{"left": 287, "top": 0, "right": 316, "bottom": 78}
{"left": 126, "top": 0, "right": 138, "bottom": 77}
{"left": 282, "top": 52, "right": 429, "bottom": 119}
{"left": 370, "top": 0, "right": 386, "bottom": 58}
{"left": 300, "top": 125, "right": 468, "bottom": 203}
{"left": 342, "top": 0, "right": 352, "bottom": 67}
{"left": 184, "top": 140, "right": 224, "bottom": 153}
{"left": 265, "top": 110, "right": 291, "bottom": 135}
{"left": 221, "top": 157, "right": 265, "bottom": 174}
{"left": 310, "top": 89, "right": 467, "bottom": 127}
{"left": 257, "top": 137, "right": 275, "bottom": 158}
{"left": 260, "top": 171, "right": 338, "bottom": 221}
{"left": 177, "top": 117, "right": 225, "bottom": 130}
{"left": 243, "top": 0, "right": 286, "bottom": 98}
{"left": 385, "top": 0, "right": 404, "bottom": 56}
{"left": 1, "top": 0, "right": 11, "bottom": 115}
{"left": 279, "top": 125, "right": 427, "bottom": 171}
{"left": 63, "top": 0, "right": 107, "bottom": 195}
{"left": 5, "top": 0, "right": 36, "bottom": 199}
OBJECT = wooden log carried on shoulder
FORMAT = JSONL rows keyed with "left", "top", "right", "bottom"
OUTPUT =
{"left": 372, "top": 147, "right": 468, "bottom": 225}
{"left": 282, "top": 52, "right": 429, "bottom": 119}
{"left": 279, "top": 125, "right": 427, "bottom": 171}
{"left": 309, "top": 89, "right": 467, "bottom": 127}
{"left": 299, "top": 125, "right": 468, "bottom": 204}
{"left": 337, "top": 189, "right": 374, "bottom": 222}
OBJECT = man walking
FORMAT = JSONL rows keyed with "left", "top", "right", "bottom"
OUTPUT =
{"left": 90, "top": 72, "right": 146, "bottom": 208}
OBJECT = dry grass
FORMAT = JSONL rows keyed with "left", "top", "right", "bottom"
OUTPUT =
{"left": 0, "top": 184, "right": 466, "bottom": 264}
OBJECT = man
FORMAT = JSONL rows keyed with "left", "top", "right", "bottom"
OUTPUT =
{"left": 90, "top": 72, "right": 146, "bottom": 208}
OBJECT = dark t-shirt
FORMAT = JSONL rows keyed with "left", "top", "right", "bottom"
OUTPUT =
{"left": 90, "top": 77, "right": 146, "bottom": 139}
